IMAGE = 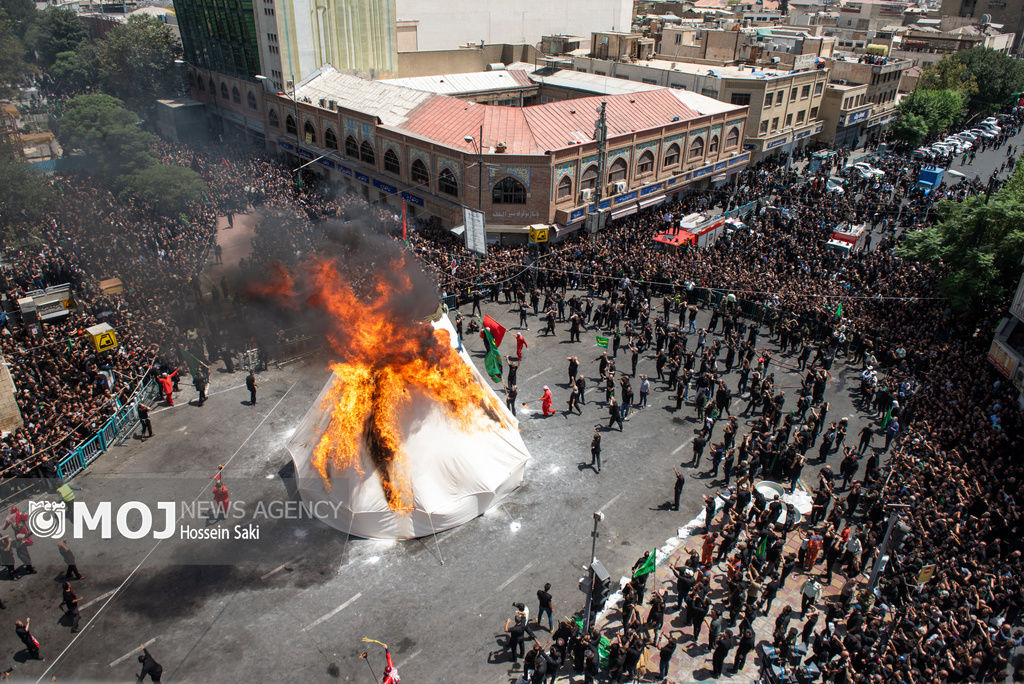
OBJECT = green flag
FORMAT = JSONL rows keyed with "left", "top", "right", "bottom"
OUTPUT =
{"left": 632, "top": 549, "right": 657, "bottom": 578}
{"left": 835, "top": 302, "right": 843, "bottom": 319}
{"left": 483, "top": 328, "right": 503, "bottom": 383}
{"left": 881, "top": 405, "right": 892, "bottom": 430}
{"left": 756, "top": 535, "right": 768, "bottom": 558}
{"left": 596, "top": 335, "right": 609, "bottom": 348}
{"left": 573, "top": 617, "right": 611, "bottom": 665}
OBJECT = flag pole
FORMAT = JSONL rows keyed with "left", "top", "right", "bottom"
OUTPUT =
{"left": 359, "top": 651, "right": 377, "bottom": 681}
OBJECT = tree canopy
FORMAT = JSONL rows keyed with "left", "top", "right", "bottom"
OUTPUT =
{"left": 892, "top": 89, "right": 966, "bottom": 146}
{"left": 0, "top": 140, "right": 53, "bottom": 239}
{"left": 95, "top": 15, "right": 181, "bottom": 112}
{"left": 948, "top": 47, "right": 1024, "bottom": 115}
{"left": 899, "top": 165, "right": 1024, "bottom": 312}
{"left": 120, "top": 164, "right": 207, "bottom": 216}
{"left": 58, "top": 93, "right": 158, "bottom": 178}
{"left": 22, "top": 6, "right": 88, "bottom": 66}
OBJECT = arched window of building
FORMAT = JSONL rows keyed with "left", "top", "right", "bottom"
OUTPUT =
{"left": 345, "top": 136, "right": 359, "bottom": 158}
{"left": 359, "top": 140, "right": 375, "bottom": 165}
{"left": 608, "top": 157, "right": 628, "bottom": 183}
{"left": 411, "top": 159, "right": 429, "bottom": 185}
{"left": 268, "top": 109, "right": 279, "bottom": 128}
{"left": 689, "top": 136, "right": 705, "bottom": 159}
{"left": 557, "top": 175, "right": 573, "bottom": 199}
{"left": 580, "top": 164, "right": 598, "bottom": 190}
{"left": 285, "top": 115, "right": 297, "bottom": 135}
{"left": 637, "top": 150, "right": 654, "bottom": 175}
{"left": 324, "top": 128, "right": 338, "bottom": 149}
{"left": 384, "top": 148, "right": 400, "bottom": 174}
{"left": 663, "top": 143, "right": 680, "bottom": 167}
{"left": 232, "top": 86, "right": 241, "bottom": 104}
{"left": 303, "top": 121, "right": 317, "bottom": 145}
{"left": 492, "top": 176, "right": 526, "bottom": 204}
{"left": 207, "top": 77, "right": 215, "bottom": 93}
{"left": 220, "top": 82, "right": 229, "bottom": 100}
{"left": 726, "top": 127, "right": 740, "bottom": 148}
{"left": 708, "top": 135, "right": 719, "bottom": 154}
{"left": 247, "top": 91, "right": 257, "bottom": 110}
{"left": 439, "top": 168, "right": 458, "bottom": 196}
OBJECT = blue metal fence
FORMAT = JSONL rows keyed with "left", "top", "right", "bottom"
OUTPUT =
{"left": 56, "top": 379, "right": 158, "bottom": 481}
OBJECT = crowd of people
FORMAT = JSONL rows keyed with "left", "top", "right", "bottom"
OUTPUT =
{"left": 0, "top": 93, "right": 1021, "bottom": 681}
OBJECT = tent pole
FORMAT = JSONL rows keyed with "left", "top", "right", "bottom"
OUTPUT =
{"left": 426, "top": 510, "right": 445, "bottom": 566}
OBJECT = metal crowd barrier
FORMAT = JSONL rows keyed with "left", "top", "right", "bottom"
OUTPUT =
{"left": 56, "top": 378, "right": 159, "bottom": 481}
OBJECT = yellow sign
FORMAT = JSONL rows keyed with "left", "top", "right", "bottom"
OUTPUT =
{"left": 94, "top": 330, "right": 118, "bottom": 352}
{"left": 916, "top": 564, "right": 936, "bottom": 585}
{"left": 529, "top": 226, "right": 549, "bottom": 243}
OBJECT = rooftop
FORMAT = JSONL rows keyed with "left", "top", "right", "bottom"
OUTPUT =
{"left": 632, "top": 58, "right": 812, "bottom": 80}
{"left": 527, "top": 70, "right": 664, "bottom": 95}
{"left": 380, "top": 69, "right": 534, "bottom": 95}
{"left": 287, "top": 67, "right": 742, "bottom": 156}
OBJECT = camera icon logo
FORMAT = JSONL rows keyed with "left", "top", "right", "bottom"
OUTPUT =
{"left": 27, "top": 501, "right": 66, "bottom": 539}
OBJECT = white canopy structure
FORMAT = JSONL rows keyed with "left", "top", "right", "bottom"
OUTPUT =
{"left": 286, "top": 314, "right": 530, "bottom": 540}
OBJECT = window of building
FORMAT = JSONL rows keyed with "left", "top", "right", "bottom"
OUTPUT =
{"left": 492, "top": 176, "right": 527, "bottom": 204}
{"left": 814, "top": 82, "right": 823, "bottom": 95}
{"left": 796, "top": 110, "right": 805, "bottom": 124}
{"left": 730, "top": 92, "right": 751, "bottom": 106}
{"left": 708, "top": 135, "right": 719, "bottom": 154}
{"left": 785, "top": 113, "right": 793, "bottom": 127}
{"left": 811, "top": 106, "right": 818, "bottom": 118}
{"left": 384, "top": 148, "right": 400, "bottom": 174}
{"left": 359, "top": 141, "right": 375, "bottom": 165}
{"left": 771, "top": 117, "right": 779, "bottom": 131}
{"left": 580, "top": 164, "right": 598, "bottom": 190}
{"left": 557, "top": 175, "right": 573, "bottom": 199}
{"left": 689, "top": 136, "right": 704, "bottom": 159}
{"left": 790, "top": 87, "right": 797, "bottom": 100}
{"left": 411, "top": 159, "right": 429, "bottom": 185}
{"left": 726, "top": 127, "right": 740, "bottom": 147}
{"left": 637, "top": 150, "right": 654, "bottom": 175}
{"left": 221, "top": 82, "right": 229, "bottom": 100}
{"left": 608, "top": 157, "right": 628, "bottom": 183}
{"left": 801, "top": 85, "right": 811, "bottom": 99}
{"left": 268, "top": 109, "right": 279, "bottom": 128}
{"left": 303, "top": 121, "right": 316, "bottom": 145}
{"left": 764, "top": 92, "right": 774, "bottom": 107}
{"left": 674, "top": 34, "right": 682, "bottom": 44}
{"left": 759, "top": 120, "right": 768, "bottom": 134}
{"left": 664, "top": 143, "right": 680, "bottom": 167}
{"left": 345, "top": 136, "right": 358, "bottom": 158}
{"left": 285, "top": 115, "right": 296, "bottom": 135}
{"left": 776, "top": 90, "right": 784, "bottom": 104}
{"left": 439, "top": 168, "right": 458, "bottom": 196}
{"left": 247, "top": 91, "right": 257, "bottom": 110}
{"left": 324, "top": 128, "right": 338, "bottom": 150}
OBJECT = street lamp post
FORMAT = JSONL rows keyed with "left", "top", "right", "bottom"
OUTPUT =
{"left": 868, "top": 503, "right": 910, "bottom": 593}
{"left": 582, "top": 511, "right": 604, "bottom": 633}
{"left": 464, "top": 123, "right": 484, "bottom": 211}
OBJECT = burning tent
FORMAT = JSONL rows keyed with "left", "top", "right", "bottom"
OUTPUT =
{"left": 272, "top": 253, "right": 529, "bottom": 540}
{"left": 287, "top": 314, "right": 529, "bottom": 539}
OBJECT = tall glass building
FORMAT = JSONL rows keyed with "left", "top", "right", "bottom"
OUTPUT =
{"left": 174, "top": 0, "right": 262, "bottom": 78}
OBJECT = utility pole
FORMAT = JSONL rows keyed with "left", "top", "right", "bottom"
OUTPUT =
{"left": 868, "top": 503, "right": 910, "bottom": 593}
{"left": 586, "top": 101, "right": 609, "bottom": 241}
{"left": 582, "top": 511, "right": 604, "bottom": 633}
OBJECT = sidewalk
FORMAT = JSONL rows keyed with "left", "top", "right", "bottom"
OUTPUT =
{"left": 592, "top": 488, "right": 859, "bottom": 683}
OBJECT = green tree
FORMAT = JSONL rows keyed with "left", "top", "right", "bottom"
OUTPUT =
{"left": 918, "top": 57, "right": 979, "bottom": 101}
{"left": 0, "top": 140, "right": 53, "bottom": 239}
{"left": 951, "top": 47, "right": 1024, "bottom": 114}
{"left": 120, "top": 164, "right": 207, "bottom": 216}
{"left": 95, "top": 15, "right": 181, "bottom": 112}
{"left": 58, "top": 93, "right": 157, "bottom": 178}
{"left": 899, "top": 165, "right": 1024, "bottom": 312}
{"left": 0, "top": 0, "right": 37, "bottom": 36}
{"left": 50, "top": 46, "right": 96, "bottom": 96}
{"left": 891, "top": 111, "right": 928, "bottom": 147}
{"left": 0, "top": 8, "right": 31, "bottom": 96}
{"left": 23, "top": 7, "right": 88, "bottom": 66}
{"left": 894, "top": 88, "right": 965, "bottom": 140}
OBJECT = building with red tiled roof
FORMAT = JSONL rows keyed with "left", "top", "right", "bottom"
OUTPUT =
{"left": 187, "top": 65, "right": 748, "bottom": 240}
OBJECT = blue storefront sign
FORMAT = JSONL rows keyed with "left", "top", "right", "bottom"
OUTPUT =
{"left": 401, "top": 192, "right": 424, "bottom": 207}
{"left": 569, "top": 208, "right": 586, "bottom": 223}
{"left": 587, "top": 199, "right": 612, "bottom": 213}
{"left": 355, "top": 171, "right": 370, "bottom": 184}
{"left": 714, "top": 160, "right": 730, "bottom": 171}
{"left": 640, "top": 183, "right": 663, "bottom": 196}
{"left": 278, "top": 140, "right": 294, "bottom": 152}
{"left": 667, "top": 177, "right": 677, "bottom": 185}
{"left": 766, "top": 136, "right": 789, "bottom": 150}
{"left": 614, "top": 191, "right": 638, "bottom": 204}
{"left": 847, "top": 110, "right": 869, "bottom": 125}
{"left": 730, "top": 153, "right": 750, "bottom": 165}
{"left": 372, "top": 179, "right": 398, "bottom": 195}
{"left": 692, "top": 165, "right": 714, "bottom": 179}
{"left": 337, "top": 165, "right": 352, "bottom": 177}
{"left": 796, "top": 130, "right": 811, "bottom": 140}
{"left": 298, "top": 148, "right": 316, "bottom": 160}
{"left": 318, "top": 157, "right": 335, "bottom": 169}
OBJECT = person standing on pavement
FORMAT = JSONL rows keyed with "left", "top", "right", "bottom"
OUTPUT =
{"left": 732, "top": 628, "right": 755, "bottom": 672}
{"left": 193, "top": 372, "right": 208, "bottom": 407}
{"left": 608, "top": 396, "right": 623, "bottom": 431}
{"left": 246, "top": 370, "right": 258, "bottom": 406}
{"left": 137, "top": 402, "right": 153, "bottom": 439}
{"left": 61, "top": 582, "right": 81, "bottom": 632}
{"left": 137, "top": 644, "right": 163, "bottom": 682}
{"left": 212, "top": 481, "right": 230, "bottom": 520}
{"left": 504, "top": 615, "right": 527, "bottom": 664}
{"left": 58, "top": 539, "right": 82, "bottom": 580}
{"left": 711, "top": 629, "right": 734, "bottom": 677}
{"left": 590, "top": 431, "right": 602, "bottom": 473}
{"left": 672, "top": 468, "right": 685, "bottom": 510}
{"left": 800, "top": 576, "right": 822, "bottom": 615}
{"left": 505, "top": 383, "right": 518, "bottom": 417}
{"left": 15, "top": 618, "right": 40, "bottom": 660}
{"left": 536, "top": 583, "right": 553, "bottom": 631}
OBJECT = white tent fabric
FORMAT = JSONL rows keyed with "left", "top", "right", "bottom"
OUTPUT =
{"left": 286, "top": 314, "right": 530, "bottom": 540}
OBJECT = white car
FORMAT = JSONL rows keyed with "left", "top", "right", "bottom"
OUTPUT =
{"left": 982, "top": 117, "right": 999, "bottom": 126}
{"left": 958, "top": 131, "right": 978, "bottom": 141}
{"left": 850, "top": 162, "right": 884, "bottom": 179}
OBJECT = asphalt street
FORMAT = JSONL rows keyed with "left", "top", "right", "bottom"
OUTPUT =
{"left": 0, "top": 133, "right": 1019, "bottom": 684}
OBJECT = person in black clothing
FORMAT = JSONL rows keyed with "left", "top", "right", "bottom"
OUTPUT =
{"left": 692, "top": 435, "right": 707, "bottom": 469}
{"left": 711, "top": 629, "right": 734, "bottom": 677}
{"left": 657, "top": 633, "right": 676, "bottom": 680}
{"left": 536, "top": 583, "right": 553, "bottom": 631}
{"left": 504, "top": 616, "right": 527, "bottom": 663}
{"left": 61, "top": 582, "right": 81, "bottom": 632}
{"left": 505, "top": 384, "right": 518, "bottom": 417}
{"left": 193, "top": 372, "right": 208, "bottom": 407}
{"left": 589, "top": 432, "right": 601, "bottom": 473}
{"left": 732, "top": 628, "right": 755, "bottom": 672}
{"left": 672, "top": 468, "right": 685, "bottom": 510}
{"left": 137, "top": 645, "right": 163, "bottom": 682}
{"left": 245, "top": 371, "right": 258, "bottom": 405}
{"left": 15, "top": 618, "right": 39, "bottom": 659}
{"left": 137, "top": 402, "right": 153, "bottom": 439}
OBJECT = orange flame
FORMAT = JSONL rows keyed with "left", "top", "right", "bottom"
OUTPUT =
{"left": 275, "top": 255, "right": 509, "bottom": 512}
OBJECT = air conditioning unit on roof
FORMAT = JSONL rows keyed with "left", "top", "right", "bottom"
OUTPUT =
{"left": 581, "top": 188, "right": 594, "bottom": 201}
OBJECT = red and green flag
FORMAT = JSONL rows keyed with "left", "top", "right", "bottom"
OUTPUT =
{"left": 482, "top": 327, "right": 503, "bottom": 383}
{"left": 482, "top": 314, "right": 506, "bottom": 347}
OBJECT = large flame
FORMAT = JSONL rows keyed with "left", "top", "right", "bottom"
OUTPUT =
{"left": 265, "top": 256, "right": 509, "bottom": 512}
